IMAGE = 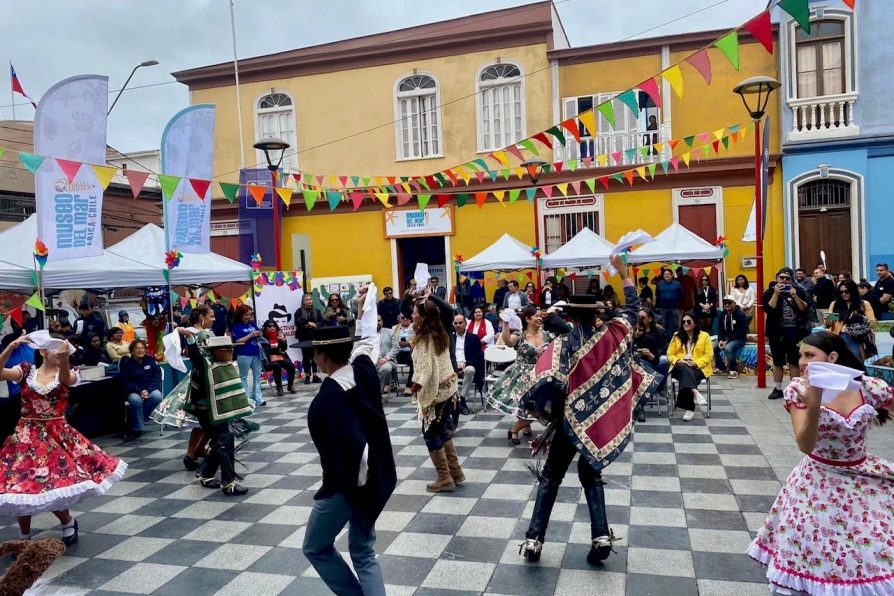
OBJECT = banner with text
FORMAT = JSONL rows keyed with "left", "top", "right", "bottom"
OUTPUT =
{"left": 161, "top": 105, "right": 215, "bottom": 253}
{"left": 34, "top": 75, "right": 108, "bottom": 261}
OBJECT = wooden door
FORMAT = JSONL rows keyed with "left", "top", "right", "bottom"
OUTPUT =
{"left": 798, "top": 209, "right": 851, "bottom": 274}
{"left": 678, "top": 203, "right": 720, "bottom": 294}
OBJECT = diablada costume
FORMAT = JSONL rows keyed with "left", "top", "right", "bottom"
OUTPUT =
{"left": 517, "top": 285, "right": 661, "bottom": 565}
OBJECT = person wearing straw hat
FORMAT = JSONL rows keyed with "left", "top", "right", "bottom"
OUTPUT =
{"left": 300, "top": 287, "right": 396, "bottom": 596}
{"left": 517, "top": 255, "right": 661, "bottom": 566}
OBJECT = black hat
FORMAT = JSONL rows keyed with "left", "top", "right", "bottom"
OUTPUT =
{"left": 566, "top": 294, "right": 601, "bottom": 308}
{"left": 295, "top": 326, "right": 353, "bottom": 349}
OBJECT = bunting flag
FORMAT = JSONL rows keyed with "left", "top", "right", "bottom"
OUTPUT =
{"left": 124, "top": 170, "right": 151, "bottom": 199}
{"left": 276, "top": 186, "right": 293, "bottom": 207}
{"left": 18, "top": 152, "right": 44, "bottom": 173}
{"left": 158, "top": 174, "right": 181, "bottom": 202}
{"left": 219, "top": 182, "right": 240, "bottom": 204}
{"left": 779, "top": 0, "right": 811, "bottom": 33}
{"left": 91, "top": 165, "right": 117, "bottom": 190}
{"left": 685, "top": 49, "right": 713, "bottom": 85}
{"left": 247, "top": 184, "right": 267, "bottom": 207}
{"left": 714, "top": 31, "right": 740, "bottom": 70}
{"left": 744, "top": 11, "right": 774, "bottom": 54}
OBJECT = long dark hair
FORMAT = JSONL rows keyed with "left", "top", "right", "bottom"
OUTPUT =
{"left": 674, "top": 312, "right": 701, "bottom": 346}
{"left": 832, "top": 279, "right": 862, "bottom": 317}
{"left": 801, "top": 332, "right": 887, "bottom": 425}
{"left": 413, "top": 300, "right": 450, "bottom": 354}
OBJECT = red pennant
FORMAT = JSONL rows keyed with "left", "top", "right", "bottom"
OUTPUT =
{"left": 553, "top": 161, "right": 564, "bottom": 174}
{"left": 189, "top": 178, "right": 211, "bottom": 200}
{"left": 532, "top": 132, "right": 553, "bottom": 149}
{"left": 124, "top": 170, "right": 150, "bottom": 199}
{"left": 350, "top": 191, "right": 363, "bottom": 210}
{"left": 56, "top": 159, "right": 82, "bottom": 183}
{"left": 685, "top": 50, "right": 713, "bottom": 85}
{"left": 639, "top": 78, "right": 661, "bottom": 109}
{"left": 598, "top": 176, "right": 609, "bottom": 189}
{"left": 744, "top": 11, "right": 774, "bottom": 54}
{"left": 436, "top": 194, "right": 450, "bottom": 208}
{"left": 247, "top": 185, "right": 266, "bottom": 206}
{"left": 474, "top": 192, "right": 488, "bottom": 208}
{"left": 560, "top": 118, "right": 581, "bottom": 142}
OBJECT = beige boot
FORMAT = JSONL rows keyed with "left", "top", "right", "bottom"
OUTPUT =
{"left": 443, "top": 440, "right": 465, "bottom": 484}
{"left": 426, "top": 449, "right": 455, "bottom": 493}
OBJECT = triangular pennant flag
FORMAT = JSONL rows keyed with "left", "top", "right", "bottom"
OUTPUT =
{"left": 546, "top": 126, "right": 566, "bottom": 146}
{"left": 219, "top": 182, "right": 239, "bottom": 204}
{"left": 779, "top": 0, "right": 811, "bottom": 33}
{"left": 475, "top": 192, "right": 487, "bottom": 208}
{"left": 456, "top": 193, "right": 469, "bottom": 207}
{"left": 247, "top": 184, "right": 266, "bottom": 206}
{"left": 300, "top": 189, "right": 318, "bottom": 210}
{"left": 276, "top": 186, "right": 293, "bottom": 207}
{"left": 744, "top": 11, "right": 774, "bottom": 54}
{"left": 578, "top": 110, "right": 596, "bottom": 136}
{"left": 685, "top": 50, "right": 713, "bottom": 85}
{"left": 560, "top": 118, "right": 581, "bottom": 143}
{"left": 436, "top": 194, "right": 450, "bottom": 208}
{"left": 525, "top": 188, "right": 537, "bottom": 203}
{"left": 596, "top": 101, "right": 615, "bottom": 130}
{"left": 25, "top": 292, "right": 44, "bottom": 311}
{"left": 326, "top": 191, "right": 341, "bottom": 211}
{"left": 396, "top": 193, "right": 412, "bottom": 206}
{"left": 617, "top": 90, "right": 640, "bottom": 118}
{"left": 159, "top": 175, "right": 181, "bottom": 202}
{"left": 639, "top": 78, "right": 661, "bottom": 108}
{"left": 189, "top": 178, "right": 211, "bottom": 200}
{"left": 55, "top": 158, "right": 82, "bottom": 183}
{"left": 518, "top": 138, "right": 539, "bottom": 156}
{"left": 18, "top": 152, "right": 45, "bottom": 173}
{"left": 556, "top": 183, "right": 569, "bottom": 197}
{"left": 125, "top": 170, "right": 151, "bottom": 199}
{"left": 662, "top": 65, "right": 684, "bottom": 99}
{"left": 714, "top": 30, "right": 740, "bottom": 70}
{"left": 350, "top": 191, "right": 364, "bottom": 210}
{"left": 508, "top": 189, "right": 521, "bottom": 204}
{"left": 417, "top": 194, "right": 432, "bottom": 210}
{"left": 91, "top": 165, "right": 117, "bottom": 190}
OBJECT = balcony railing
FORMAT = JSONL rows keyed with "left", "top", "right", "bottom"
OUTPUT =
{"left": 787, "top": 92, "right": 859, "bottom": 142}
{"left": 558, "top": 125, "right": 672, "bottom": 170}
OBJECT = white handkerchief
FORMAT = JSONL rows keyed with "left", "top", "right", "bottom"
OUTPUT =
{"left": 25, "top": 330, "right": 75, "bottom": 355}
{"left": 163, "top": 331, "right": 187, "bottom": 373}
{"left": 806, "top": 361, "right": 863, "bottom": 403}
{"left": 358, "top": 282, "right": 379, "bottom": 340}
{"left": 414, "top": 263, "right": 431, "bottom": 290}
{"left": 608, "top": 229, "right": 654, "bottom": 275}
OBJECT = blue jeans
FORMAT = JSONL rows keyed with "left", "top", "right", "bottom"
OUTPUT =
{"left": 126, "top": 390, "right": 162, "bottom": 431}
{"left": 236, "top": 354, "right": 263, "bottom": 405}
{"left": 303, "top": 492, "right": 385, "bottom": 596}
{"left": 713, "top": 339, "right": 745, "bottom": 373}
{"left": 657, "top": 309, "right": 681, "bottom": 344}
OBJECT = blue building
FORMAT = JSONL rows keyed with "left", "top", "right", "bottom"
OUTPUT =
{"left": 778, "top": 0, "right": 894, "bottom": 280}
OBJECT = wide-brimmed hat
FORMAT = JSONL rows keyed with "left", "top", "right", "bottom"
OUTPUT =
{"left": 566, "top": 294, "right": 602, "bottom": 308}
{"left": 295, "top": 326, "right": 353, "bottom": 349}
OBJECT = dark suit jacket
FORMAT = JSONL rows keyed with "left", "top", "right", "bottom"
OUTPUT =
{"left": 456, "top": 331, "right": 485, "bottom": 390}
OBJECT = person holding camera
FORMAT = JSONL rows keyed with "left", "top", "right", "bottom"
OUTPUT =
{"left": 763, "top": 268, "right": 810, "bottom": 400}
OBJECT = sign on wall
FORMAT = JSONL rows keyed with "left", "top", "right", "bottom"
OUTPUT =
{"left": 384, "top": 206, "right": 454, "bottom": 238}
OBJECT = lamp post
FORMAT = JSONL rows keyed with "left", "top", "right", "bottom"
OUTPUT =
{"left": 108, "top": 60, "right": 159, "bottom": 115}
{"left": 733, "top": 75, "right": 780, "bottom": 390}
{"left": 253, "top": 137, "right": 290, "bottom": 271}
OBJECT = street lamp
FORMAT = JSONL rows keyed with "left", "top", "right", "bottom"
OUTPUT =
{"left": 734, "top": 75, "right": 780, "bottom": 390}
{"left": 253, "top": 137, "right": 290, "bottom": 271}
{"left": 108, "top": 60, "right": 159, "bottom": 115}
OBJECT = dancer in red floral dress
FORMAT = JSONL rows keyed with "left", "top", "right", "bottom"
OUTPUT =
{"left": 748, "top": 332, "right": 894, "bottom": 595}
{"left": 0, "top": 336, "right": 126, "bottom": 545}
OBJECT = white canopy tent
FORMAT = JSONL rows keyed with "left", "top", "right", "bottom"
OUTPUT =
{"left": 458, "top": 233, "right": 535, "bottom": 272}
{"left": 541, "top": 228, "right": 615, "bottom": 269}
{"left": 0, "top": 215, "right": 164, "bottom": 290}
{"left": 107, "top": 224, "right": 252, "bottom": 285}
{"left": 627, "top": 223, "right": 724, "bottom": 263}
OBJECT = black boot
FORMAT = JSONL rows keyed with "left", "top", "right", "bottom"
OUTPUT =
{"left": 582, "top": 477, "right": 617, "bottom": 565}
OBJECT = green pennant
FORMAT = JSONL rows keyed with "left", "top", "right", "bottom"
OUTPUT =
{"left": 779, "top": 0, "right": 810, "bottom": 33}
{"left": 713, "top": 31, "right": 740, "bottom": 71}
{"left": 327, "top": 191, "right": 341, "bottom": 211}
{"left": 546, "top": 126, "right": 566, "bottom": 147}
{"left": 584, "top": 178, "right": 596, "bottom": 193}
{"left": 518, "top": 138, "right": 539, "bottom": 156}
{"left": 508, "top": 189, "right": 521, "bottom": 204}
{"left": 158, "top": 175, "right": 181, "bottom": 202}
{"left": 684, "top": 135, "right": 695, "bottom": 148}
{"left": 417, "top": 194, "right": 432, "bottom": 210}
{"left": 302, "top": 189, "right": 318, "bottom": 211}
{"left": 456, "top": 193, "right": 469, "bottom": 207}
{"left": 219, "top": 182, "right": 239, "bottom": 204}
{"left": 18, "top": 152, "right": 45, "bottom": 174}
{"left": 647, "top": 163, "right": 657, "bottom": 179}
{"left": 596, "top": 102, "right": 615, "bottom": 130}
{"left": 525, "top": 188, "right": 537, "bottom": 202}
{"left": 722, "top": 136, "right": 730, "bottom": 149}
{"left": 617, "top": 90, "right": 640, "bottom": 118}
{"left": 660, "top": 160, "right": 670, "bottom": 174}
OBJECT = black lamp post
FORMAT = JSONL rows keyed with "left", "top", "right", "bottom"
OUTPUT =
{"left": 253, "top": 137, "right": 290, "bottom": 271}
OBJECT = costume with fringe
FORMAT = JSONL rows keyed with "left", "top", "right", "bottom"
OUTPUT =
{"left": 0, "top": 363, "right": 126, "bottom": 516}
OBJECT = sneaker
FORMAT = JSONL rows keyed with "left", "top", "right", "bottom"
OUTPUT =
{"left": 727, "top": 371, "right": 739, "bottom": 380}
{"left": 693, "top": 391, "right": 708, "bottom": 407}
{"left": 682, "top": 410, "right": 695, "bottom": 421}
{"left": 768, "top": 388, "right": 784, "bottom": 400}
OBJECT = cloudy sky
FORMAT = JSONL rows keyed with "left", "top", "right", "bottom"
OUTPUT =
{"left": 1, "top": 0, "right": 761, "bottom": 153}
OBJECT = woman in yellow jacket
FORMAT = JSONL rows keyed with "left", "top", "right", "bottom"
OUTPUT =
{"left": 667, "top": 313, "right": 714, "bottom": 421}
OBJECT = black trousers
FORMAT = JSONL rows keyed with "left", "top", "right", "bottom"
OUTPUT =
{"left": 422, "top": 399, "right": 455, "bottom": 452}
{"left": 672, "top": 364, "right": 705, "bottom": 411}
{"left": 269, "top": 359, "right": 296, "bottom": 389}
{"left": 527, "top": 427, "right": 607, "bottom": 543}
{"left": 197, "top": 412, "right": 236, "bottom": 485}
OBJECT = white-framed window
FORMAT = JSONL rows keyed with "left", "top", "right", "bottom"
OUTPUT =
{"left": 560, "top": 91, "right": 661, "bottom": 164}
{"left": 476, "top": 62, "right": 525, "bottom": 152}
{"left": 393, "top": 73, "right": 442, "bottom": 160}
{"left": 255, "top": 91, "right": 298, "bottom": 171}
{"left": 537, "top": 196, "right": 605, "bottom": 255}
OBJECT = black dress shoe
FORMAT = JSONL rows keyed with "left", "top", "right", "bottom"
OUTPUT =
{"left": 768, "top": 388, "right": 784, "bottom": 400}
{"left": 123, "top": 430, "right": 143, "bottom": 442}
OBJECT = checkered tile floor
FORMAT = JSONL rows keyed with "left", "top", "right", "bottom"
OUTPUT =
{"left": 1, "top": 378, "right": 798, "bottom": 595}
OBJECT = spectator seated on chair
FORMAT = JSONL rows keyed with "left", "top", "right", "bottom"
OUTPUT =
{"left": 105, "top": 327, "right": 131, "bottom": 362}
{"left": 714, "top": 295, "right": 748, "bottom": 379}
{"left": 667, "top": 314, "right": 713, "bottom": 422}
{"left": 260, "top": 319, "right": 297, "bottom": 396}
{"left": 375, "top": 315, "right": 399, "bottom": 394}
{"left": 118, "top": 339, "right": 162, "bottom": 441}
{"left": 452, "top": 313, "right": 484, "bottom": 416}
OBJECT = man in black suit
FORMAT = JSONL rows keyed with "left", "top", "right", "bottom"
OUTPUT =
{"left": 301, "top": 288, "right": 397, "bottom": 596}
{"left": 452, "top": 313, "right": 484, "bottom": 419}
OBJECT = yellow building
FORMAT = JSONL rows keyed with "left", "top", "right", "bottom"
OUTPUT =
{"left": 173, "top": 3, "right": 784, "bottom": 299}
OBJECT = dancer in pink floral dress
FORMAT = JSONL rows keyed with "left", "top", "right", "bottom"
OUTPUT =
{"left": 0, "top": 336, "right": 126, "bottom": 545}
{"left": 747, "top": 332, "right": 894, "bottom": 595}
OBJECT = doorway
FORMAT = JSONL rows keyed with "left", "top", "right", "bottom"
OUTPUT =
{"left": 396, "top": 236, "right": 447, "bottom": 291}
{"left": 796, "top": 179, "right": 852, "bottom": 275}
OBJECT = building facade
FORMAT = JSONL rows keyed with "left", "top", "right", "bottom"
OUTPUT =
{"left": 778, "top": 0, "right": 893, "bottom": 279}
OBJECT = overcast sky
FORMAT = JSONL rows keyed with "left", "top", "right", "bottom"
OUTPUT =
{"left": 0, "top": 0, "right": 761, "bottom": 153}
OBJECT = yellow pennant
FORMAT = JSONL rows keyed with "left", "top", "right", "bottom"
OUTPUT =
{"left": 662, "top": 65, "right": 684, "bottom": 99}
{"left": 275, "top": 187, "right": 293, "bottom": 207}
{"left": 91, "top": 165, "right": 117, "bottom": 190}
{"left": 578, "top": 110, "right": 596, "bottom": 137}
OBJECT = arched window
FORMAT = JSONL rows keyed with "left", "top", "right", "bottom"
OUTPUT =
{"left": 394, "top": 74, "right": 441, "bottom": 160}
{"left": 256, "top": 91, "right": 298, "bottom": 170}
{"left": 476, "top": 62, "right": 525, "bottom": 151}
